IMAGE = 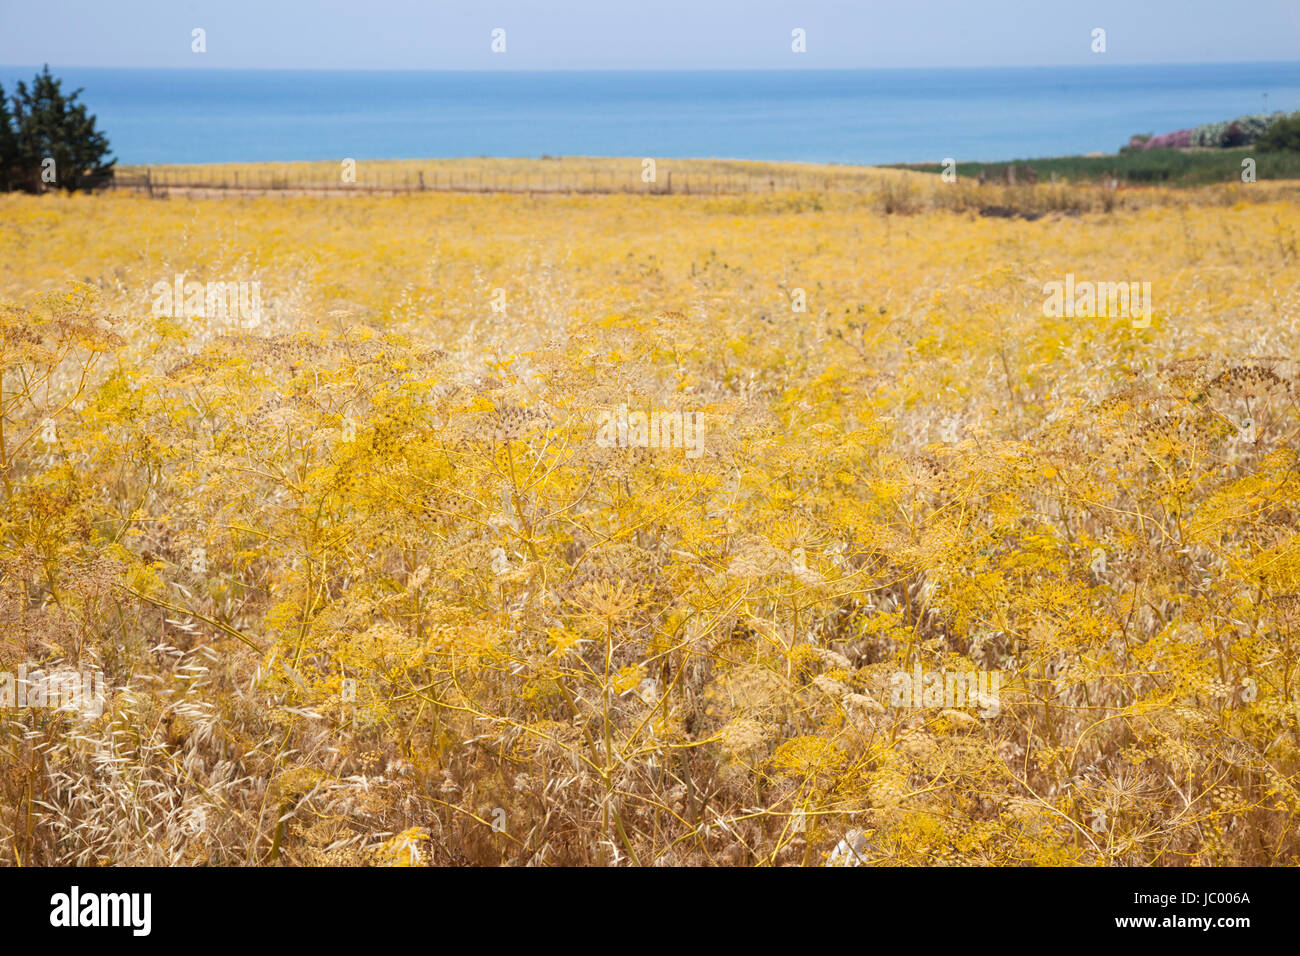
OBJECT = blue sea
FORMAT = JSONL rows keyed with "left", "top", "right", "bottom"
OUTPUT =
{"left": 3, "top": 62, "right": 1300, "bottom": 165}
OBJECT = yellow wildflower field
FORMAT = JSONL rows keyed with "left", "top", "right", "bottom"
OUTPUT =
{"left": 1, "top": 170, "right": 1299, "bottom": 865}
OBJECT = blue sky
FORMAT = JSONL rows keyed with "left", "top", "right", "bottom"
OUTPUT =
{"left": 1, "top": 0, "right": 1298, "bottom": 71}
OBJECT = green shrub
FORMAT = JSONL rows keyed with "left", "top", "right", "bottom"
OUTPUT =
{"left": 1257, "top": 114, "right": 1300, "bottom": 152}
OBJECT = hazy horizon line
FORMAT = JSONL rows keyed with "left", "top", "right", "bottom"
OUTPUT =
{"left": 4, "top": 58, "right": 1299, "bottom": 75}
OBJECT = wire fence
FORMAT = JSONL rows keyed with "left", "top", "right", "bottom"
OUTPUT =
{"left": 108, "top": 165, "right": 844, "bottom": 198}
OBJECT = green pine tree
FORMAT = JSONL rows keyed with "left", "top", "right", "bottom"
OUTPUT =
{"left": 11, "top": 65, "right": 115, "bottom": 193}
{"left": 0, "top": 83, "right": 16, "bottom": 192}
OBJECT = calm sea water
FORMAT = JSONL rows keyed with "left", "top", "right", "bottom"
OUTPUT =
{"left": 3, "top": 63, "right": 1299, "bottom": 165}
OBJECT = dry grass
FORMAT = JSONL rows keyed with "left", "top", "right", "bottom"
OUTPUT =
{"left": 2, "top": 176, "right": 1299, "bottom": 866}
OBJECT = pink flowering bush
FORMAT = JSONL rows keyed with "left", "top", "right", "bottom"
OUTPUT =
{"left": 1141, "top": 128, "right": 1192, "bottom": 150}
